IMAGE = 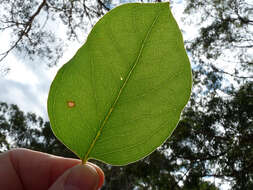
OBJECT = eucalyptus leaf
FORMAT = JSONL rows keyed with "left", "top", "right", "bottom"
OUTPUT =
{"left": 47, "top": 2, "right": 192, "bottom": 165}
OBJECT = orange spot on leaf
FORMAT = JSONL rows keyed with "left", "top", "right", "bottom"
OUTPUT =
{"left": 67, "top": 101, "right": 75, "bottom": 108}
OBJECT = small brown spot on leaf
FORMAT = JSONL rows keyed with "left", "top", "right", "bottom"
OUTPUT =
{"left": 67, "top": 101, "right": 75, "bottom": 108}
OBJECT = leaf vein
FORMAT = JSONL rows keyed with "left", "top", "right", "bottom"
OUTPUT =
{"left": 82, "top": 11, "right": 161, "bottom": 163}
{"left": 93, "top": 119, "right": 169, "bottom": 158}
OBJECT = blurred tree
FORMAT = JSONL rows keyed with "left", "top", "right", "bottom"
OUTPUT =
{"left": 0, "top": 0, "right": 112, "bottom": 67}
{"left": 184, "top": 0, "right": 253, "bottom": 85}
{"left": 0, "top": 0, "right": 252, "bottom": 74}
{"left": 0, "top": 101, "right": 76, "bottom": 157}
{"left": 0, "top": 0, "right": 162, "bottom": 70}
{"left": 167, "top": 82, "right": 253, "bottom": 189}
{"left": 1, "top": 81, "right": 252, "bottom": 189}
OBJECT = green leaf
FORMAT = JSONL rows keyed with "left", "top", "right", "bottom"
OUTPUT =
{"left": 47, "top": 2, "right": 192, "bottom": 166}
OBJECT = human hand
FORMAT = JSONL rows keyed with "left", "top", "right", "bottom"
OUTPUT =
{"left": 0, "top": 148, "right": 104, "bottom": 190}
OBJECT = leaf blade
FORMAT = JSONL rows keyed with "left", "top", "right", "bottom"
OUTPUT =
{"left": 48, "top": 2, "right": 192, "bottom": 165}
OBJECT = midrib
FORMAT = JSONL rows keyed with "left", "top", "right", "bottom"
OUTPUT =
{"left": 83, "top": 13, "right": 160, "bottom": 163}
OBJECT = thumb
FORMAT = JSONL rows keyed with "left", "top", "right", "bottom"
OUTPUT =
{"left": 49, "top": 164, "right": 99, "bottom": 190}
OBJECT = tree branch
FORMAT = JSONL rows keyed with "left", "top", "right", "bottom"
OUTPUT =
{"left": 234, "top": 45, "right": 253, "bottom": 48}
{"left": 211, "top": 65, "right": 253, "bottom": 79}
{"left": 175, "top": 168, "right": 191, "bottom": 187}
{"left": 0, "top": 0, "right": 47, "bottom": 62}
{"left": 97, "top": 0, "right": 110, "bottom": 11}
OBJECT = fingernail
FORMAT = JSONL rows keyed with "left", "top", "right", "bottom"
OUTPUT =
{"left": 64, "top": 164, "right": 99, "bottom": 190}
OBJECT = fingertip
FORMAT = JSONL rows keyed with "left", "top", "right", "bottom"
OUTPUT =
{"left": 87, "top": 162, "right": 104, "bottom": 189}
{"left": 64, "top": 164, "right": 99, "bottom": 190}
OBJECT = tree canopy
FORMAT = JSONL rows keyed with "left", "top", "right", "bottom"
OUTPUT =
{"left": 1, "top": 82, "right": 252, "bottom": 189}
{"left": 0, "top": 0, "right": 162, "bottom": 69}
{"left": 0, "top": 0, "right": 112, "bottom": 67}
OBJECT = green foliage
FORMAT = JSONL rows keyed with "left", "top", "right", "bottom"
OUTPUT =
{"left": 4, "top": 80, "right": 252, "bottom": 189}
{"left": 48, "top": 2, "right": 192, "bottom": 165}
{"left": 169, "top": 82, "right": 253, "bottom": 190}
{"left": 0, "top": 102, "right": 76, "bottom": 157}
{"left": 1, "top": 82, "right": 252, "bottom": 188}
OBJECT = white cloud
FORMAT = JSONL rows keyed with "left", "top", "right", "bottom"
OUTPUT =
{"left": 0, "top": 55, "right": 54, "bottom": 119}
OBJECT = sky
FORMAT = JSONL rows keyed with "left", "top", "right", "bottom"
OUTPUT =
{"left": 0, "top": 1, "right": 230, "bottom": 189}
